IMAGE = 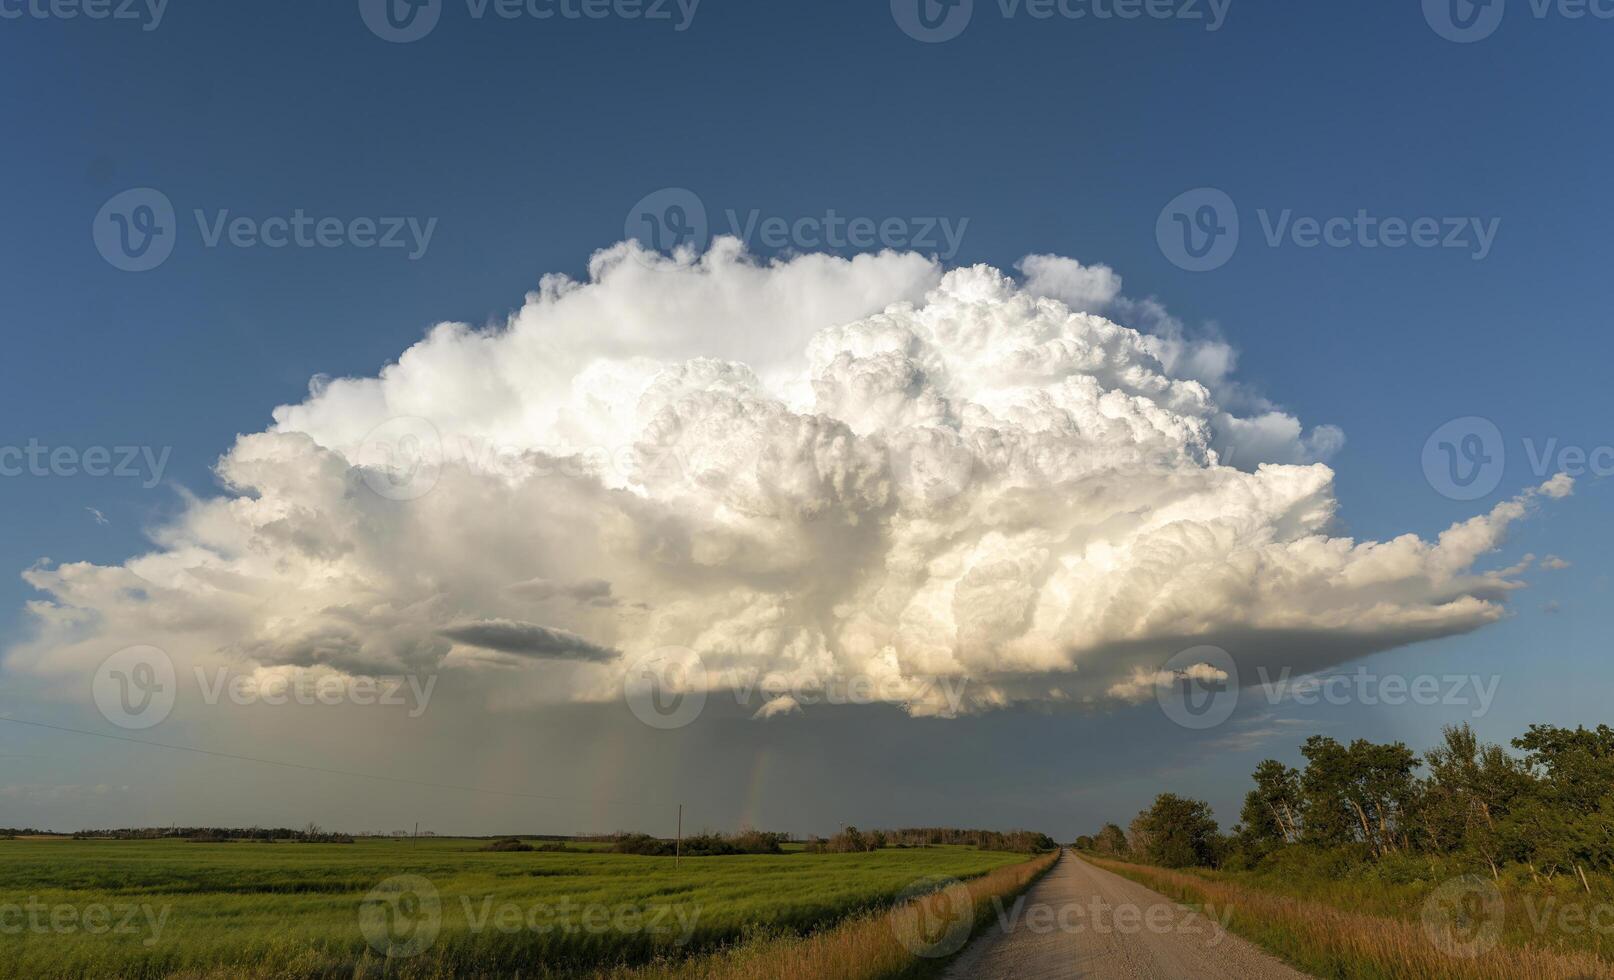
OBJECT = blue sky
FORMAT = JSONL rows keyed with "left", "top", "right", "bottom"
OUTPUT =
{"left": 1, "top": 0, "right": 1610, "bottom": 837}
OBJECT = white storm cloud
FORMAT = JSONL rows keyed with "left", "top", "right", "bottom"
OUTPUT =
{"left": 7, "top": 241, "right": 1569, "bottom": 718}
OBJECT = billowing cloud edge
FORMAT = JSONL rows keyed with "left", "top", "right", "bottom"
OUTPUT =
{"left": 6, "top": 241, "right": 1570, "bottom": 719}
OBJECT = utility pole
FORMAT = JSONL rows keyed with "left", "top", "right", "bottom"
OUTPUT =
{"left": 676, "top": 804, "right": 682, "bottom": 869}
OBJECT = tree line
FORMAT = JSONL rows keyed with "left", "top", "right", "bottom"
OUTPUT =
{"left": 604, "top": 826, "right": 1057, "bottom": 856}
{"left": 611, "top": 830, "right": 790, "bottom": 856}
{"left": 803, "top": 826, "right": 1055, "bottom": 854}
{"left": 72, "top": 823, "right": 354, "bottom": 843}
{"left": 1074, "top": 723, "right": 1614, "bottom": 886}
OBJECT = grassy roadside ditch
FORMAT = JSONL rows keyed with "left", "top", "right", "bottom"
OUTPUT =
{"left": 1084, "top": 854, "right": 1612, "bottom": 979}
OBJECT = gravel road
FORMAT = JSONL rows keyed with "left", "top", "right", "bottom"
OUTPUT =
{"left": 942, "top": 851, "right": 1314, "bottom": 979}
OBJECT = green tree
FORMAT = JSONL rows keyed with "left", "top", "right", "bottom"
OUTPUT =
{"left": 1513, "top": 724, "right": 1614, "bottom": 815}
{"left": 1133, "top": 794, "right": 1221, "bottom": 868}
{"left": 1419, "top": 724, "right": 1534, "bottom": 874}
{"left": 1239, "top": 759, "right": 1302, "bottom": 847}
{"left": 1092, "top": 823, "right": 1129, "bottom": 857}
{"left": 1299, "top": 735, "right": 1418, "bottom": 857}
{"left": 1504, "top": 725, "right": 1614, "bottom": 879}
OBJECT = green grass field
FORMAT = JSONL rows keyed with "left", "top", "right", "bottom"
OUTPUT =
{"left": 0, "top": 838, "right": 1029, "bottom": 979}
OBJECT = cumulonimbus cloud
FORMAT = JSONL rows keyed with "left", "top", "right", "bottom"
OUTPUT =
{"left": 7, "top": 240, "right": 1569, "bottom": 717}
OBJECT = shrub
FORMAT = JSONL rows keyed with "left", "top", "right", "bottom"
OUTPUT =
{"left": 482, "top": 837, "right": 533, "bottom": 852}
{"left": 825, "top": 827, "right": 876, "bottom": 853}
{"left": 729, "top": 830, "right": 788, "bottom": 854}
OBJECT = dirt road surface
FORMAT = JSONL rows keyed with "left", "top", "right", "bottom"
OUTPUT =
{"left": 942, "top": 851, "right": 1313, "bottom": 979}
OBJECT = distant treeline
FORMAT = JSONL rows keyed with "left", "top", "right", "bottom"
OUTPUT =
{"left": 1075, "top": 723, "right": 1614, "bottom": 884}
{"left": 611, "top": 830, "right": 790, "bottom": 856}
{"left": 57, "top": 824, "right": 1057, "bottom": 856}
{"left": 596, "top": 827, "right": 1057, "bottom": 857}
{"left": 74, "top": 824, "right": 354, "bottom": 844}
{"left": 481, "top": 837, "right": 575, "bottom": 852}
{"left": 805, "top": 827, "right": 1057, "bottom": 854}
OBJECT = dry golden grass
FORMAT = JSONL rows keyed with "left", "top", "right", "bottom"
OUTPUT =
{"left": 598, "top": 850, "right": 1061, "bottom": 980}
{"left": 1086, "top": 856, "right": 1614, "bottom": 980}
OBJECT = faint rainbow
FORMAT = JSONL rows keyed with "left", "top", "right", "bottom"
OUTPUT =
{"left": 738, "top": 746, "right": 774, "bottom": 831}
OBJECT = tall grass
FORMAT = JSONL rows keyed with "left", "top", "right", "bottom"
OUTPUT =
{"left": 597, "top": 849, "right": 1060, "bottom": 980}
{"left": 1086, "top": 855, "right": 1614, "bottom": 979}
